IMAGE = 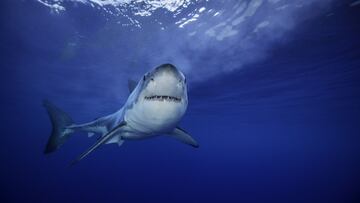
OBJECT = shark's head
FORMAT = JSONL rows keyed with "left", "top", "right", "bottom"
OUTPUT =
{"left": 130, "top": 64, "right": 188, "bottom": 132}
{"left": 140, "top": 63, "right": 187, "bottom": 105}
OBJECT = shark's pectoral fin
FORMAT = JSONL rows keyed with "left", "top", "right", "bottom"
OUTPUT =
{"left": 168, "top": 127, "right": 199, "bottom": 148}
{"left": 70, "top": 121, "right": 127, "bottom": 165}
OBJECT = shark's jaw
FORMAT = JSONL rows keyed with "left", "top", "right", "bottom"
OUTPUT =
{"left": 144, "top": 95, "right": 182, "bottom": 103}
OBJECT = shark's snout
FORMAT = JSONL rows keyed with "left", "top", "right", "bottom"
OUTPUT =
{"left": 154, "top": 64, "right": 184, "bottom": 80}
{"left": 155, "top": 63, "right": 178, "bottom": 73}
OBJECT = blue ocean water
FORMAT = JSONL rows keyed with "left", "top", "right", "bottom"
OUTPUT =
{"left": 1, "top": 0, "right": 360, "bottom": 202}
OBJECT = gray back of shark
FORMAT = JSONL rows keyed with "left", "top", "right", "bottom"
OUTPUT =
{"left": 43, "top": 64, "right": 199, "bottom": 165}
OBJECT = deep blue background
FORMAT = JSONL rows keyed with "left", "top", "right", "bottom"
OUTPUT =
{"left": 1, "top": 1, "right": 360, "bottom": 203}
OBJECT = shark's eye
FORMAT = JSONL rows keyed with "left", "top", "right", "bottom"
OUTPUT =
{"left": 150, "top": 78, "right": 154, "bottom": 81}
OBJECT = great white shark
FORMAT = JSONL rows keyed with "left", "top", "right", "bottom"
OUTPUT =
{"left": 44, "top": 64, "right": 199, "bottom": 164}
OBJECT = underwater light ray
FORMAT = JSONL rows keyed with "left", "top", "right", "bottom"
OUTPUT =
{"left": 34, "top": 0, "right": 334, "bottom": 83}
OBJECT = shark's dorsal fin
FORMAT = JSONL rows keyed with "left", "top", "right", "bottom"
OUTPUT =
{"left": 128, "top": 79, "right": 137, "bottom": 93}
{"left": 168, "top": 127, "right": 199, "bottom": 148}
{"left": 70, "top": 121, "right": 127, "bottom": 165}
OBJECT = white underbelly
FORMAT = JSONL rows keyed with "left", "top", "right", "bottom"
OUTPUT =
{"left": 124, "top": 100, "right": 186, "bottom": 134}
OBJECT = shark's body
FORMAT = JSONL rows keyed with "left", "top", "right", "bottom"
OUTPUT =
{"left": 44, "top": 64, "right": 198, "bottom": 164}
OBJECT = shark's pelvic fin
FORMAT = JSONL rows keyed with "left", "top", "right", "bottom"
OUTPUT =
{"left": 169, "top": 127, "right": 199, "bottom": 148}
{"left": 106, "top": 135, "right": 124, "bottom": 146}
{"left": 67, "top": 116, "right": 111, "bottom": 136}
{"left": 43, "top": 100, "right": 74, "bottom": 154}
{"left": 70, "top": 121, "right": 127, "bottom": 165}
{"left": 128, "top": 79, "right": 137, "bottom": 93}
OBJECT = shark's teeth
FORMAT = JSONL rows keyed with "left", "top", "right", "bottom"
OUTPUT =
{"left": 144, "top": 95, "right": 181, "bottom": 102}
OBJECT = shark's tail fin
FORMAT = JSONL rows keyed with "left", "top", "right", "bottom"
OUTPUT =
{"left": 43, "top": 100, "right": 74, "bottom": 154}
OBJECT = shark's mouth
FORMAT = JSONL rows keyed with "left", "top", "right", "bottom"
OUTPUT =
{"left": 144, "top": 95, "right": 181, "bottom": 102}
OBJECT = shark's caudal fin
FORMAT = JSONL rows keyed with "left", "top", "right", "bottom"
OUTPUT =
{"left": 43, "top": 100, "right": 74, "bottom": 154}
